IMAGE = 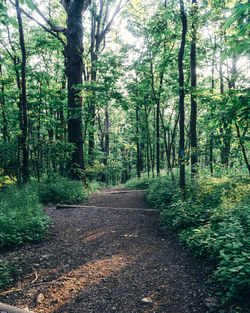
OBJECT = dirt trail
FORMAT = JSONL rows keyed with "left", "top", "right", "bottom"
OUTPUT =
{"left": 0, "top": 189, "right": 213, "bottom": 313}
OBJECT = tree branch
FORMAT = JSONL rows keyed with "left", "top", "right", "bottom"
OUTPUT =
{"left": 32, "top": 0, "right": 66, "bottom": 33}
{"left": 97, "top": 0, "right": 123, "bottom": 48}
{"left": 8, "top": 0, "right": 66, "bottom": 47}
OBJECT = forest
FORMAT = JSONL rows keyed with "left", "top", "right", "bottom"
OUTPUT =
{"left": 0, "top": 0, "right": 249, "bottom": 312}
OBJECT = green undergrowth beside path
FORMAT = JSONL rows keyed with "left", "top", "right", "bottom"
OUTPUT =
{"left": 126, "top": 174, "right": 250, "bottom": 311}
{"left": 0, "top": 175, "right": 94, "bottom": 291}
{"left": 0, "top": 184, "right": 51, "bottom": 248}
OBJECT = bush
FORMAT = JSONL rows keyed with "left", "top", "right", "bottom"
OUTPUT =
{"left": 146, "top": 174, "right": 250, "bottom": 309}
{"left": 146, "top": 176, "right": 177, "bottom": 209}
{"left": 125, "top": 176, "right": 154, "bottom": 190}
{"left": 0, "top": 184, "right": 51, "bottom": 247}
{"left": 0, "top": 260, "right": 18, "bottom": 291}
{"left": 38, "top": 174, "right": 89, "bottom": 204}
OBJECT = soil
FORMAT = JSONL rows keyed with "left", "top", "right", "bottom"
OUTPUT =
{"left": 0, "top": 189, "right": 216, "bottom": 313}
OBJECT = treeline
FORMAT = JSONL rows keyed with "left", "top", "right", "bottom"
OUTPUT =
{"left": 0, "top": 0, "right": 249, "bottom": 187}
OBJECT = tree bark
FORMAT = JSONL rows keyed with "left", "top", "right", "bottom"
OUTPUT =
{"left": 235, "top": 122, "right": 250, "bottom": 174}
{"left": 178, "top": 0, "right": 187, "bottom": 189}
{"left": 0, "top": 61, "right": 9, "bottom": 142}
{"left": 219, "top": 50, "right": 231, "bottom": 167}
{"left": 210, "top": 35, "right": 216, "bottom": 174}
{"left": 190, "top": 0, "right": 198, "bottom": 177}
{"left": 156, "top": 97, "right": 160, "bottom": 176}
{"left": 15, "top": 0, "right": 29, "bottom": 183}
{"left": 103, "top": 105, "right": 109, "bottom": 167}
{"left": 65, "top": 0, "right": 90, "bottom": 178}
{"left": 136, "top": 105, "right": 142, "bottom": 178}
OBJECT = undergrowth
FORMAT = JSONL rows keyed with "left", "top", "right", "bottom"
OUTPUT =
{"left": 0, "top": 260, "right": 19, "bottom": 291}
{"left": 38, "top": 174, "right": 89, "bottom": 204}
{"left": 145, "top": 174, "right": 250, "bottom": 311}
{"left": 125, "top": 176, "right": 154, "bottom": 190}
{"left": 0, "top": 174, "right": 92, "bottom": 291}
{"left": 0, "top": 184, "right": 51, "bottom": 248}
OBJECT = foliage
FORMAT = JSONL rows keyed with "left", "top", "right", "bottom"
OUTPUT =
{"left": 0, "top": 260, "right": 18, "bottom": 291}
{"left": 38, "top": 174, "right": 89, "bottom": 204}
{"left": 147, "top": 174, "right": 250, "bottom": 308}
{"left": 0, "top": 184, "right": 51, "bottom": 247}
{"left": 146, "top": 175, "right": 177, "bottom": 209}
{"left": 125, "top": 176, "right": 154, "bottom": 190}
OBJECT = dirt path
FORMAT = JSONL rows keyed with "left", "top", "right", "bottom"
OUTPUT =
{"left": 0, "top": 189, "right": 214, "bottom": 313}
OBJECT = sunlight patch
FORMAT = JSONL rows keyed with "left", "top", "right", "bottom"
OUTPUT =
{"left": 17, "top": 251, "right": 141, "bottom": 313}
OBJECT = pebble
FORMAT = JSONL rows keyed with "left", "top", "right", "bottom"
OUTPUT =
{"left": 37, "top": 293, "right": 45, "bottom": 303}
{"left": 141, "top": 297, "right": 153, "bottom": 303}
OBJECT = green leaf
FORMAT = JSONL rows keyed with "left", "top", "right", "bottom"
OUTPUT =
{"left": 25, "top": 0, "right": 35, "bottom": 10}
{"left": 223, "top": 15, "right": 238, "bottom": 28}
{"left": 8, "top": 17, "right": 18, "bottom": 29}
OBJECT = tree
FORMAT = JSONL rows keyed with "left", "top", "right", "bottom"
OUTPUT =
{"left": 15, "top": 0, "right": 29, "bottom": 183}
{"left": 190, "top": 0, "right": 198, "bottom": 177}
{"left": 87, "top": 0, "right": 122, "bottom": 167}
{"left": 9, "top": 0, "right": 91, "bottom": 179}
{"left": 63, "top": 0, "right": 91, "bottom": 178}
{"left": 178, "top": 0, "right": 187, "bottom": 189}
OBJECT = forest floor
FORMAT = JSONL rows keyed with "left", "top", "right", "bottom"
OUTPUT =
{"left": 0, "top": 188, "right": 219, "bottom": 313}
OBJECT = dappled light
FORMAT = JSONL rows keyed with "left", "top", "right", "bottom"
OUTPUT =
{"left": 0, "top": 0, "right": 249, "bottom": 312}
{"left": 17, "top": 250, "right": 145, "bottom": 313}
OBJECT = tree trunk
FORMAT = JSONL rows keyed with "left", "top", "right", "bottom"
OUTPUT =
{"left": 235, "top": 122, "right": 250, "bottom": 174}
{"left": 136, "top": 105, "right": 142, "bottom": 178}
{"left": 190, "top": 0, "right": 198, "bottom": 177}
{"left": 219, "top": 50, "right": 231, "bottom": 167}
{"left": 65, "top": 1, "right": 88, "bottom": 179}
{"left": 156, "top": 97, "right": 160, "bottom": 176}
{"left": 160, "top": 110, "right": 175, "bottom": 184}
{"left": 16, "top": 0, "right": 29, "bottom": 183}
{"left": 210, "top": 35, "right": 216, "bottom": 175}
{"left": 0, "top": 61, "right": 9, "bottom": 142}
{"left": 88, "top": 9, "right": 98, "bottom": 167}
{"left": 178, "top": 0, "right": 187, "bottom": 189}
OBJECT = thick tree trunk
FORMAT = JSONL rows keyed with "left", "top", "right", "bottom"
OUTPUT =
{"left": 16, "top": 0, "right": 29, "bottom": 183}
{"left": 65, "top": 1, "right": 87, "bottom": 179}
{"left": 178, "top": 0, "right": 187, "bottom": 189}
{"left": 190, "top": 0, "right": 198, "bottom": 177}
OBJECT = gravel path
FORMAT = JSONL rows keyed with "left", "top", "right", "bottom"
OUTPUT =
{"left": 0, "top": 189, "right": 214, "bottom": 313}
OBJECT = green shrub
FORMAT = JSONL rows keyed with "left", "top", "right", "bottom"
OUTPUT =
{"left": 125, "top": 176, "right": 154, "bottom": 190}
{"left": 0, "top": 184, "right": 51, "bottom": 247}
{"left": 146, "top": 176, "right": 177, "bottom": 210}
{"left": 38, "top": 174, "right": 89, "bottom": 204}
{"left": 0, "top": 260, "right": 18, "bottom": 291}
{"left": 146, "top": 174, "right": 250, "bottom": 308}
